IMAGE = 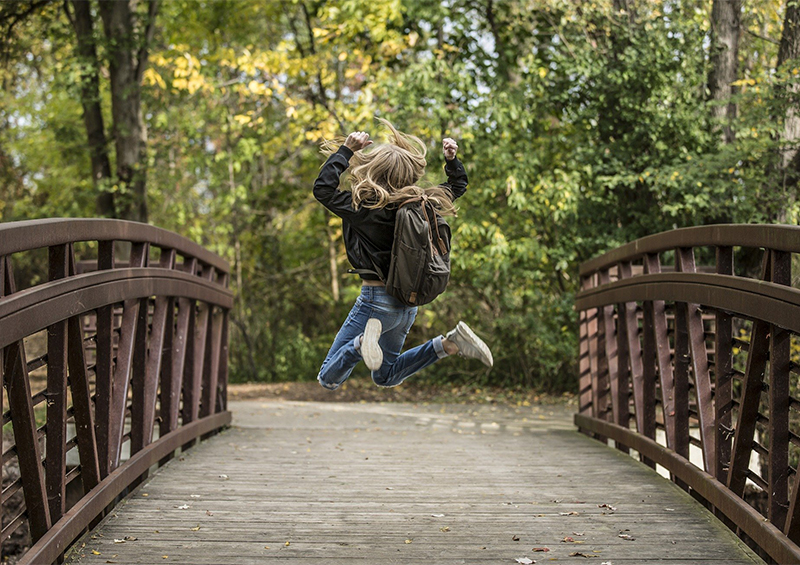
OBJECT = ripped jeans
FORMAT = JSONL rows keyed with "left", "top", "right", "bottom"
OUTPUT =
{"left": 317, "top": 285, "right": 447, "bottom": 390}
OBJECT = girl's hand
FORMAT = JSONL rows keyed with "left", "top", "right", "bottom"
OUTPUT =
{"left": 443, "top": 138, "right": 458, "bottom": 160}
{"left": 344, "top": 131, "right": 373, "bottom": 152}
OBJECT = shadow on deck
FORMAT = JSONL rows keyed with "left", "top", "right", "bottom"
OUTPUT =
{"left": 66, "top": 400, "right": 761, "bottom": 565}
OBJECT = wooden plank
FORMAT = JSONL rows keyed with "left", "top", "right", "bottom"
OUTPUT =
{"left": 3, "top": 258, "right": 51, "bottom": 542}
{"left": 727, "top": 251, "right": 771, "bottom": 498}
{"left": 95, "top": 240, "right": 115, "bottom": 479}
{"left": 46, "top": 244, "right": 69, "bottom": 523}
{"left": 715, "top": 246, "right": 733, "bottom": 483}
{"left": 68, "top": 401, "right": 762, "bottom": 565}
{"left": 644, "top": 253, "right": 676, "bottom": 451}
{"left": 769, "top": 250, "right": 791, "bottom": 530}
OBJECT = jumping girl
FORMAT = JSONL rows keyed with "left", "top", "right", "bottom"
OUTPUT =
{"left": 313, "top": 119, "right": 493, "bottom": 391}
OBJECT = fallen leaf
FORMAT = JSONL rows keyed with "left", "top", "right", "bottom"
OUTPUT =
{"left": 598, "top": 503, "right": 616, "bottom": 513}
{"left": 176, "top": 505, "right": 190, "bottom": 510}
{"left": 560, "top": 511, "right": 580, "bottom": 516}
{"left": 572, "top": 532, "right": 585, "bottom": 536}
{"left": 206, "top": 510, "right": 213, "bottom": 516}
{"left": 440, "top": 527, "right": 450, "bottom": 532}
{"left": 191, "top": 525, "right": 201, "bottom": 531}
{"left": 532, "top": 547, "right": 550, "bottom": 552}
{"left": 431, "top": 514, "right": 445, "bottom": 518}
{"left": 618, "top": 534, "right": 635, "bottom": 541}
{"left": 113, "top": 539, "right": 125, "bottom": 544}
{"left": 264, "top": 546, "right": 270, "bottom": 549}
{"left": 512, "top": 534, "right": 520, "bottom": 541}
{"left": 569, "top": 552, "right": 596, "bottom": 558}
{"left": 285, "top": 541, "right": 290, "bottom": 547}
{"left": 386, "top": 487, "right": 395, "bottom": 490}
{"left": 218, "top": 474, "right": 228, "bottom": 480}
{"left": 515, "top": 558, "right": 535, "bottom": 564}
{"left": 141, "top": 493, "right": 149, "bottom": 497}
{"left": 162, "top": 556, "right": 168, "bottom": 560}
{"left": 405, "top": 539, "right": 413, "bottom": 544}
{"left": 124, "top": 536, "right": 137, "bottom": 542}
{"left": 92, "top": 550, "right": 101, "bottom": 555}
{"left": 561, "top": 537, "right": 575, "bottom": 543}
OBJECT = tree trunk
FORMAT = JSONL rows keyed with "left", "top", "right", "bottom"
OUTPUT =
{"left": 708, "top": 0, "right": 741, "bottom": 144}
{"left": 775, "top": 1, "right": 800, "bottom": 222}
{"left": 69, "top": 0, "right": 114, "bottom": 217}
{"left": 98, "top": 0, "right": 154, "bottom": 223}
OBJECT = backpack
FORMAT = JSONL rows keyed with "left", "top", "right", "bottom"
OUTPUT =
{"left": 357, "top": 196, "right": 452, "bottom": 306}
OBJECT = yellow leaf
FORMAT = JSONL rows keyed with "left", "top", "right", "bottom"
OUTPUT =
{"left": 405, "top": 539, "right": 413, "bottom": 544}
{"left": 92, "top": 550, "right": 101, "bottom": 555}
{"left": 338, "top": 52, "right": 347, "bottom": 61}
{"left": 285, "top": 541, "right": 290, "bottom": 547}
{"left": 538, "top": 67, "right": 548, "bottom": 78}
{"left": 191, "top": 525, "right": 201, "bottom": 531}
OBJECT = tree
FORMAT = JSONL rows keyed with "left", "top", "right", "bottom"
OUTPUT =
{"left": 708, "top": 0, "right": 742, "bottom": 144}
{"left": 775, "top": 0, "right": 800, "bottom": 221}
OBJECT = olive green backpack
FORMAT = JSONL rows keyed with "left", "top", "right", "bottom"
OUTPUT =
{"left": 355, "top": 196, "right": 451, "bottom": 306}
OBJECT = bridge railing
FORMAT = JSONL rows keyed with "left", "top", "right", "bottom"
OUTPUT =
{"left": 576, "top": 224, "right": 800, "bottom": 563}
{"left": 0, "top": 219, "right": 233, "bottom": 564}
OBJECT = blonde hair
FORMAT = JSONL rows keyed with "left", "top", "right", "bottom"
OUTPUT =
{"left": 321, "top": 118, "right": 457, "bottom": 216}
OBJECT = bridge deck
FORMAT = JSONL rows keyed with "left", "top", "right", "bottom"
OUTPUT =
{"left": 66, "top": 400, "right": 761, "bottom": 564}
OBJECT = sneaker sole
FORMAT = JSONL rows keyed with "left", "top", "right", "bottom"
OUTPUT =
{"left": 361, "top": 318, "right": 383, "bottom": 372}
{"left": 456, "top": 322, "right": 493, "bottom": 367}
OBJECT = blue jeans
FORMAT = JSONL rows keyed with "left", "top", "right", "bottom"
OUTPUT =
{"left": 317, "top": 286, "right": 447, "bottom": 390}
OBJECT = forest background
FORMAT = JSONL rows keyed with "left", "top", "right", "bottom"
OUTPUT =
{"left": 1, "top": 0, "right": 799, "bottom": 392}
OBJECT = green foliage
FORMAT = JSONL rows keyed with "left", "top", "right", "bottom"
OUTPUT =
{"left": 1, "top": 0, "right": 796, "bottom": 391}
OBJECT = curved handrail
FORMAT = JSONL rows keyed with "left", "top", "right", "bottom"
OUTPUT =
{"left": 0, "top": 268, "right": 233, "bottom": 346}
{"left": 580, "top": 223, "right": 800, "bottom": 276}
{"left": 575, "top": 272, "right": 800, "bottom": 333}
{"left": 0, "top": 218, "right": 229, "bottom": 272}
{"left": 576, "top": 223, "right": 800, "bottom": 563}
{"left": 0, "top": 219, "right": 231, "bottom": 564}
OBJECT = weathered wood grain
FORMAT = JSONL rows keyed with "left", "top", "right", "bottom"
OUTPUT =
{"left": 66, "top": 400, "right": 762, "bottom": 564}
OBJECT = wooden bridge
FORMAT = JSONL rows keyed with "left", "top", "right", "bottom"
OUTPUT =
{"left": 3, "top": 220, "right": 800, "bottom": 564}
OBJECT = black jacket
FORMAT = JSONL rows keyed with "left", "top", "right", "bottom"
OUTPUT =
{"left": 313, "top": 145, "right": 468, "bottom": 281}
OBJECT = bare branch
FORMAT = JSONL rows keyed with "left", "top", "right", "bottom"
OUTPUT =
{"left": 745, "top": 27, "right": 779, "bottom": 46}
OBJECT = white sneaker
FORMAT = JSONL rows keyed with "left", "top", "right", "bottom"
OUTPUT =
{"left": 445, "top": 321, "right": 493, "bottom": 367}
{"left": 360, "top": 318, "right": 383, "bottom": 371}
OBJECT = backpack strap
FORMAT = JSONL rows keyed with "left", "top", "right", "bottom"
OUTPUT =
{"left": 348, "top": 257, "right": 386, "bottom": 282}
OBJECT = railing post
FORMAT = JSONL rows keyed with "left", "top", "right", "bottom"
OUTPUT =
{"left": 727, "top": 251, "right": 772, "bottom": 498}
{"left": 95, "top": 240, "right": 115, "bottom": 479}
{"left": 46, "top": 244, "right": 69, "bottom": 524}
{"left": 578, "top": 276, "right": 594, "bottom": 417}
{"left": 3, "top": 258, "right": 52, "bottom": 542}
{"left": 769, "top": 249, "right": 791, "bottom": 530}
{"left": 597, "top": 268, "right": 615, "bottom": 425}
{"left": 673, "top": 250, "right": 691, "bottom": 463}
{"left": 715, "top": 245, "right": 733, "bottom": 484}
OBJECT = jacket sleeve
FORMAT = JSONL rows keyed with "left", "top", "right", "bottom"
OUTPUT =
{"left": 440, "top": 157, "right": 468, "bottom": 200}
{"left": 313, "top": 145, "right": 359, "bottom": 220}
